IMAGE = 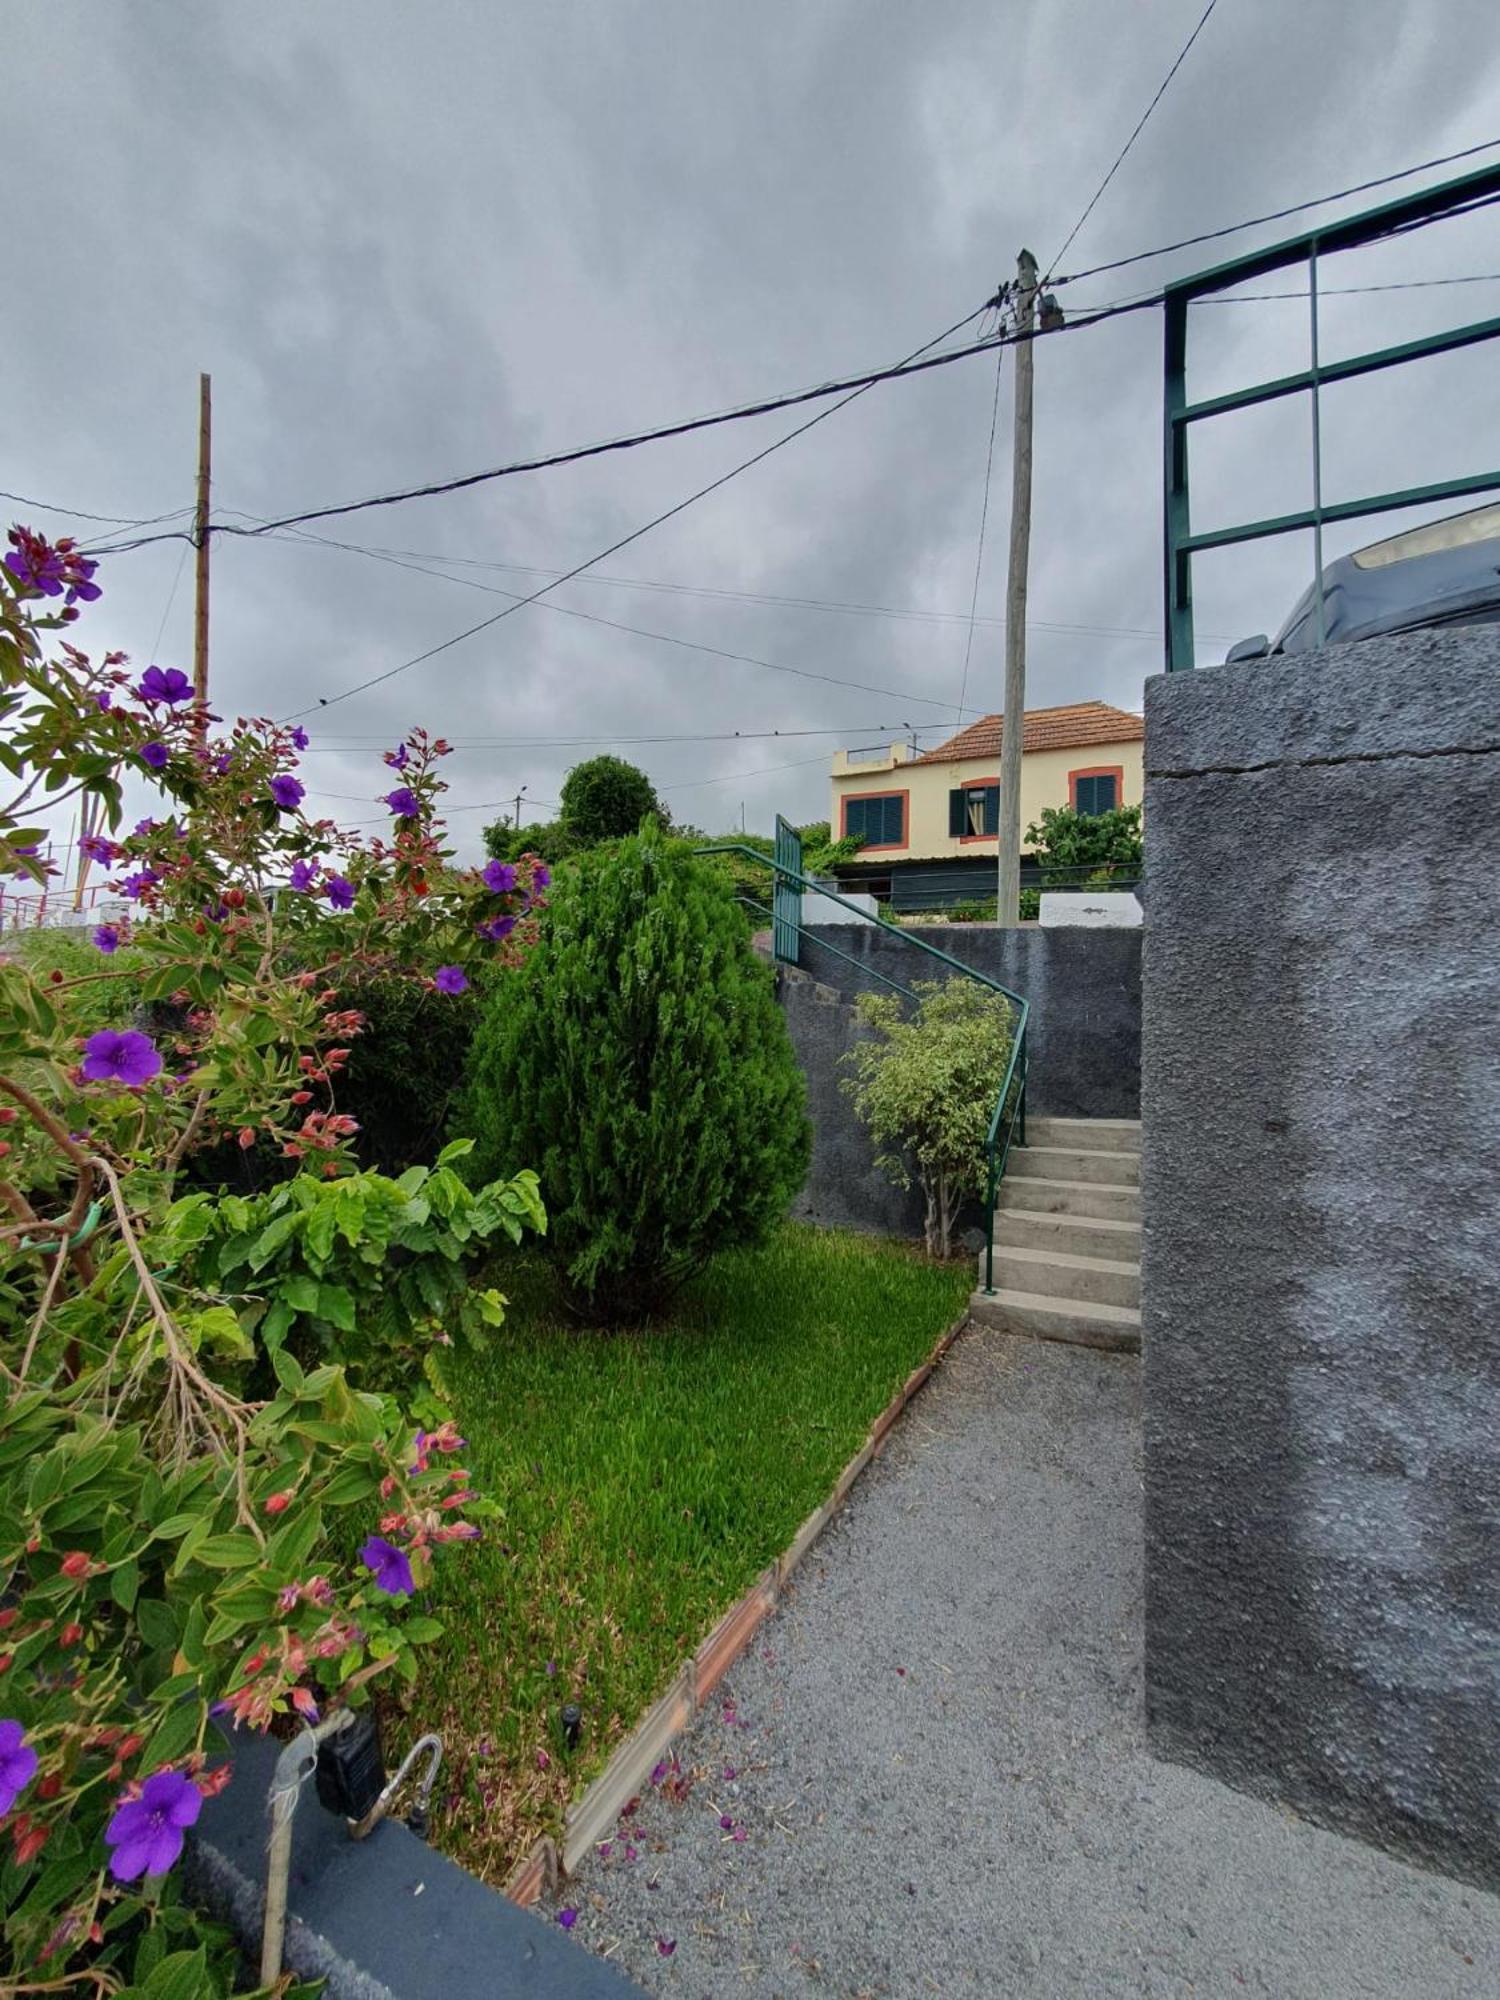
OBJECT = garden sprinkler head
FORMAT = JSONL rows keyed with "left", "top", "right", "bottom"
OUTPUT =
{"left": 561, "top": 1703, "right": 582, "bottom": 1751}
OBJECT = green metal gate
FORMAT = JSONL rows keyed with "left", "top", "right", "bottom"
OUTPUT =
{"left": 772, "top": 815, "right": 802, "bottom": 965}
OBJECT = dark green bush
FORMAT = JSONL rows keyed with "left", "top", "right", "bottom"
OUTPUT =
{"left": 332, "top": 972, "right": 482, "bottom": 1172}
{"left": 461, "top": 825, "right": 810, "bottom": 1324}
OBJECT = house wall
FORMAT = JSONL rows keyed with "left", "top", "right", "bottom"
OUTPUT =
{"left": 829, "top": 738, "right": 1144, "bottom": 863}
{"left": 1140, "top": 628, "right": 1500, "bottom": 1890}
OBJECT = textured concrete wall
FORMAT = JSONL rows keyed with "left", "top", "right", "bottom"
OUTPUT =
{"left": 778, "top": 925, "right": 1140, "bottom": 1239}
{"left": 1140, "top": 628, "right": 1500, "bottom": 1890}
{"left": 800, "top": 922, "right": 1141, "bottom": 1118}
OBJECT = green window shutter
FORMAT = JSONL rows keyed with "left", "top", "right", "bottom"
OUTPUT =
{"left": 949, "top": 789, "right": 966, "bottom": 837}
{"left": 1075, "top": 775, "right": 1118, "bottom": 816}
{"left": 846, "top": 794, "right": 904, "bottom": 845}
{"left": 982, "top": 784, "right": 999, "bottom": 835}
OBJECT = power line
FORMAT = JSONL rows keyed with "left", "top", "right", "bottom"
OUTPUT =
{"left": 87, "top": 293, "right": 1159, "bottom": 562}
{"left": 1047, "top": 0, "right": 1223, "bottom": 281}
{"left": 1189, "top": 270, "right": 1500, "bottom": 303}
{"left": 1052, "top": 136, "right": 1500, "bottom": 286}
{"left": 0, "top": 490, "right": 192, "bottom": 530}
{"left": 148, "top": 537, "right": 192, "bottom": 661}
{"left": 277, "top": 302, "right": 1018, "bottom": 723}
{"left": 955, "top": 343, "right": 1006, "bottom": 722}
{"left": 263, "top": 525, "right": 972, "bottom": 711}
{"left": 241, "top": 514, "right": 1235, "bottom": 643}
{"left": 296, "top": 722, "right": 951, "bottom": 754}
{"left": 658, "top": 749, "right": 835, "bottom": 794}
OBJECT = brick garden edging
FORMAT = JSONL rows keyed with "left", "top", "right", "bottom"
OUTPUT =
{"left": 504, "top": 1307, "right": 974, "bottom": 1905}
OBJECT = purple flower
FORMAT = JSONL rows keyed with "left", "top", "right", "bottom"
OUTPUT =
{"left": 657, "top": 1939, "right": 677, "bottom": 1958}
{"left": 719, "top": 1814, "right": 735, "bottom": 1831}
{"left": 557, "top": 1909, "right": 578, "bottom": 1931}
{"left": 290, "top": 726, "right": 310, "bottom": 751}
{"left": 288, "top": 858, "right": 319, "bottom": 893}
{"left": 119, "top": 869, "right": 159, "bottom": 901}
{"left": 95, "top": 691, "right": 112, "bottom": 712}
{"left": 104, "top": 1769, "right": 201, "bottom": 1882}
{"left": 137, "top": 665, "right": 193, "bottom": 705}
{"left": 478, "top": 914, "right": 517, "bottom": 943}
{"left": 433, "top": 965, "right": 468, "bottom": 995}
{"left": 482, "top": 860, "right": 517, "bottom": 895}
{"left": 383, "top": 787, "right": 420, "bottom": 819}
{"left": 211, "top": 751, "right": 232, "bottom": 775}
{"left": 325, "top": 874, "right": 355, "bottom": 910}
{"left": 141, "top": 743, "right": 170, "bottom": 771}
{"left": 81, "top": 1029, "right": 162, "bottom": 1088}
{"left": 80, "top": 833, "right": 118, "bottom": 865}
{"left": 92, "top": 925, "right": 121, "bottom": 955}
{"left": 545, "top": 1660, "right": 557, "bottom": 1678}
{"left": 385, "top": 744, "right": 409, "bottom": 771}
{"left": 4, "top": 535, "right": 63, "bottom": 595}
{"left": 133, "top": 818, "right": 158, "bottom": 838}
{"left": 531, "top": 863, "right": 551, "bottom": 890}
{"left": 269, "top": 774, "right": 304, "bottom": 813}
{"left": 0, "top": 1721, "right": 39, "bottom": 1817}
{"left": 649, "top": 1760, "right": 669, "bottom": 1787}
{"left": 359, "top": 1535, "right": 415, "bottom": 1597}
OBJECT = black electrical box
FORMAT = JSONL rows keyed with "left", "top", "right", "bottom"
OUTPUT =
{"left": 315, "top": 1711, "right": 385, "bottom": 1819}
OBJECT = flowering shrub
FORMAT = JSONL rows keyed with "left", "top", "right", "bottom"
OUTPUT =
{"left": 0, "top": 526, "right": 542, "bottom": 1992}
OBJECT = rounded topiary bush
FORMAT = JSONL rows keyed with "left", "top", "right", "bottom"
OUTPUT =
{"left": 462, "top": 824, "right": 810, "bottom": 1323}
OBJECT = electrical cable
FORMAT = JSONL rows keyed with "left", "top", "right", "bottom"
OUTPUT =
{"left": 258, "top": 523, "right": 971, "bottom": 711}
{"left": 1051, "top": 137, "right": 1500, "bottom": 286}
{"left": 0, "top": 491, "right": 192, "bottom": 530}
{"left": 1188, "top": 270, "right": 1500, "bottom": 303}
{"left": 233, "top": 512, "right": 1231, "bottom": 640}
{"left": 148, "top": 538, "right": 193, "bottom": 662}
{"left": 1046, "top": 0, "right": 1223, "bottom": 281}
{"left": 955, "top": 342, "right": 1006, "bottom": 722}
{"left": 277, "top": 302, "right": 1022, "bottom": 722}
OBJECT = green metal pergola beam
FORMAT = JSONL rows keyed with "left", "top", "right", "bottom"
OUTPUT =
{"left": 1176, "top": 314, "right": 1500, "bottom": 425}
{"left": 1181, "top": 468, "right": 1500, "bottom": 555}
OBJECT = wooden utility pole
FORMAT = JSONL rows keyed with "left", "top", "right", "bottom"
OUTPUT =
{"left": 997, "top": 250, "right": 1038, "bottom": 926}
{"left": 192, "top": 373, "right": 212, "bottom": 721}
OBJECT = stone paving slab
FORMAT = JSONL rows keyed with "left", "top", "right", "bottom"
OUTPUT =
{"left": 540, "top": 1330, "right": 1500, "bottom": 1997}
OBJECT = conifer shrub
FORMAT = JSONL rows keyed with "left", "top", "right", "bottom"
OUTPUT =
{"left": 462, "top": 825, "right": 810, "bottom": 1322}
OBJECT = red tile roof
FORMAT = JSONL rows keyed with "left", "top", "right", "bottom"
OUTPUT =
{"left": 916, "top": 701, "right": 1144, "bottom": 765}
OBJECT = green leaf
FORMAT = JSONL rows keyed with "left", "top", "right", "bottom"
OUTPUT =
{"left": 184, "top": 1532, "right": 263, "bottom": 1570}
{"left": 247, "top": 1211, "right": 298, "bottom": 1272}
{"left": 305, "top": 1200, "right": 337, "bottom": 1263}
{"left": 111, "top": 1556, "right": 140, "bottom": 1612}
{"left": 317, "top": 1282, "right": 357, "bottom": 1333}
{"left": 400, "top": 1615, "right": 444, "bottom": 1644}
{"left": 139, "top": 1697, "right": 205, "bottom": 1774}
{"left": 435, "top": 1138, "right": 475, "bottom": 1165}
{"left": 141, "top": 1947, "right": 210, "bottom": 2000}
{"left": 316, "top": 1462, "right": 380, "bottom": 1507}
{"left": 261, "top": 1297, "right": 294, "bottom": 1353}
{"left": 149, "top": 1513, "right": 202, "bottom": 1541}
{"left": 279, "top": 1272, "right": 321, "bottom": 1314}
{"left": 272, "top": 1346, "right": 305, "bottom": 1395}
{"left": 136, "top": 1597, "right": 178, "bottom": 1650}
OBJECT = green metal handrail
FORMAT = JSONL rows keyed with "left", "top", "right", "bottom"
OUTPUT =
{"left": 699, "top": 843, "right": 1028, "bottom": 1292}
{"left": 1164, "top": 158, "right": 1500, "bottom": 671}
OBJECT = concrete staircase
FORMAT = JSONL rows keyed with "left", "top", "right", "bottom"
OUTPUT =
{"left": 969, "top": 1117, "right": 1141, "bottom": 1353}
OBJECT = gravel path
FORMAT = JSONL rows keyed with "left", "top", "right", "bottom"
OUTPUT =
{"left": 543, "top": 1329, "right": 1500, "bottom": 1996}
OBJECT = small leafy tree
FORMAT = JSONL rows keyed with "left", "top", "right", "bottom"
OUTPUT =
{"left": 841, "top": 978, "right": 1016, "bottom": 1259}
{"left": 1025, "top": 803, "right": 1142, "bottom": 886}
{"left": 557, "top": 754, "right": 662, "bottom": 845}
{"left": 463, "top": 826, "right": 810, "bottom": 1323}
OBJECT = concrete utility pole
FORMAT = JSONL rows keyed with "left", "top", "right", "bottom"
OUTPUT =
{"left": 192, "top": 372, "right": 212, "bottom": 725}
{"left": 997, "top": 249, "right": 1038, "bottom": 926}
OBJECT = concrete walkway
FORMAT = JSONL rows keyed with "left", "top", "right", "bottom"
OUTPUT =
{"left": 546, "top": 1331, "right": 1500, "bottom": 1996}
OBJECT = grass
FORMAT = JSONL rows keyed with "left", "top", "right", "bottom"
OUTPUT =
{"left": 395, "top": 1222, "right": 971, "bottom": 1884}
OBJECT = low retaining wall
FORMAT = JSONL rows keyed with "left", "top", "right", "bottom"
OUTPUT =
{"left": 780, "top": 924, "right": 1141, "bottom": 1238}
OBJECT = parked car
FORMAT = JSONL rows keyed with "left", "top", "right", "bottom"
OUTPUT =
{"left": 1225, "top": 501, "right": 1500, "bottom": 662}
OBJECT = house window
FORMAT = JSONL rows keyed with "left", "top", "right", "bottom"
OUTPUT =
{"left": 843, "top": 791, "right": 906, "bottom": 848}
{"left": 1070, "top": 770, "right": 1120, "bottom": 816}
{"left": 948, "top": 784, "right": 998, "bottom": 838}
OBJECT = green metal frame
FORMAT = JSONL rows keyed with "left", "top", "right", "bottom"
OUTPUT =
{"left": 698, "top": 842, "right": 1029, "bottom": 1293}
{"left": 1164, "top": 160, "right": 1500, "bottom": 671}
{"left": 772, "top": 814, "right": 803, "bottom": 965}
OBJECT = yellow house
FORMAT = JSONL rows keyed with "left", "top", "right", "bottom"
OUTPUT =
{"left": 829, "top": 700, "right": 1144, "bottom": 909}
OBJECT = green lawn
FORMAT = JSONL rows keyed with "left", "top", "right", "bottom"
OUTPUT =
{"left": 398, "top": 1223, "right": 971, "bottom": 1884}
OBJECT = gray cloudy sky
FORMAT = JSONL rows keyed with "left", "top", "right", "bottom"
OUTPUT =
{"left": 6, "top": 0, "right": 1499, "bottom": 858}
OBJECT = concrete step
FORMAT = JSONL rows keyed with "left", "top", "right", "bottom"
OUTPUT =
{"left": 979, "top": 1242, "right": 1141, "bottom": 1310}
{"left": 996, "top": 1175, "right": 1141, "bottom": 1222}
{"left": 992, "top": 1207, "right": 1143, "bottom": 1260}
{"left": 1008, "top": 1144, "right": 1140, "bottom": 1188}
{"left": 968, "top": 1285, "right": 1141, "bottom": 1354}
{"left": 1023, "top": 1117, "right": 1141, "bottom": 1154}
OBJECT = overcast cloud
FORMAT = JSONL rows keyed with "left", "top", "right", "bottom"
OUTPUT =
{"left": 5, "top": 0, "right": 1499, "bottom": 858}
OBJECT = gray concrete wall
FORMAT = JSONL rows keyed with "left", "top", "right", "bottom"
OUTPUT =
{"left": 1140, "top": 628, "right": 1500, "bottom": 1890}
{"left": 800, "top": 922, "right": 1141, "bottom": 1118}
{"left": 777, "top": 924, "right": 1140, "bottom": 1241}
